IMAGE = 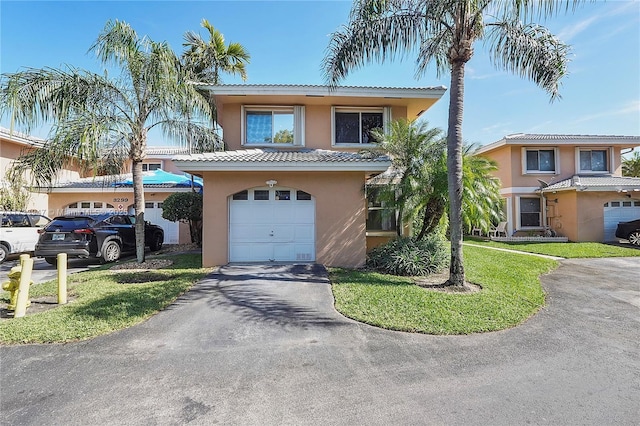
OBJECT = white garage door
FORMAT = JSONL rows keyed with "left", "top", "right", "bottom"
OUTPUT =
{"left": 229, "top": 188, "right": 315, "bottom": 262}
{"left": 603, "top": 200, "right": 640, "bottom": 241}
{"left": 143, "top": 202, "right": 179, "bottom": 244}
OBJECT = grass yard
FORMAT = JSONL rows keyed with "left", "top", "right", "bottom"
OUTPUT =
{"left": 330, "top": 245, "right": 558, "bottom": 335}
{"left": 0, "top": 254, "right": 211, "bottom": 344}
{"left": 464, "top": 238, "right": 640, "bottom": 258}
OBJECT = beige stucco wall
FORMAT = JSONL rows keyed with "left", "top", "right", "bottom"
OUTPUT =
{"left": 218, "top": 104, "right": 408, "bottom": 151}
{"left": 200, "top": 170, "right": 367, "bottom": 268}
{"left": 482, "top": 145, "right": 628, "bottom": 190}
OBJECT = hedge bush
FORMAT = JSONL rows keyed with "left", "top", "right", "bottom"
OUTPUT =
{"left": 367, "top": 235, "right": 448, "bottom": 276}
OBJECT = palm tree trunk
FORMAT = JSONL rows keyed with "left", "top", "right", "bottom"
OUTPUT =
{"left": 417, "top": 198, "right": 445, "bottom": 240}
{"left": 446, "top": 61, "right": 466, "bottom": 286}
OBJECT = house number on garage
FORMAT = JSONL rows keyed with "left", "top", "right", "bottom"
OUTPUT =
{"left": 113, "top": 198, "right": 129, "bottom": 202}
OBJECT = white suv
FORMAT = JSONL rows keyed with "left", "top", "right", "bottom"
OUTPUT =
{"left": 0, "top": 212, "right": 51, "bottom": 263}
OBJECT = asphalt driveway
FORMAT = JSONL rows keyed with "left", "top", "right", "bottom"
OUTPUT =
{"left": 1, "top": 260, "right": 638, "bottom": 425}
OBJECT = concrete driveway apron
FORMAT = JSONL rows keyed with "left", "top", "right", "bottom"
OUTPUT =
{"left": 1, "top": 260, "right": 638, "bottom": 425}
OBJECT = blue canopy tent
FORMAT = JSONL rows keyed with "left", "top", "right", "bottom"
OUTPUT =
{"left": 112, "top": 169, "right": 203, "bottom": 190}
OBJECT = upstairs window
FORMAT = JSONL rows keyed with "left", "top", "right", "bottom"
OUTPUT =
{"left": 578, "top": 148, "right": 609, "bottom": 172}
{"left": 333, "top": 107, "right": 390, "bottom": 145}
{"left": 523, "top": 148, "right": 557, "bottom": 174}
{"left": 242, "top": 106, "right": 304, "bottom": 146}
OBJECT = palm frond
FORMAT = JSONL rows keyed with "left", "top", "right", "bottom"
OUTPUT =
{"left": 487, "top": 19, "right": 571, "bottom": 100}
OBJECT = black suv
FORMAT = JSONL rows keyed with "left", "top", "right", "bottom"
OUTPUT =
{"left": 35, "top": 214, "right": 164, "bottom": 264}
{"left": 615, "top": 219, "right": 640, "bottom": 246}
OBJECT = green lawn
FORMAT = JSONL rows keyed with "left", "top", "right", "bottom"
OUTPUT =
{"left": 331, "top": 245, "right": 558, "bottom": 335}
{"left": 464, "top": 237, "right": 640, "bottom": 258}
{"left": 0, "top": 254, "right": 211, "bottom": 344}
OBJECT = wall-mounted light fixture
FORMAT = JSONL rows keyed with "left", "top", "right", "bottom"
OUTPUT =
{"left": 266, "top": 180, "right": 277, "bottom": 188}
{"left": 550, "top": 198, "right": 558, "bottom": 203}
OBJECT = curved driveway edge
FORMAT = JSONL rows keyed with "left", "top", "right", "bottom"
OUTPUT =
{"left": 1, "top": 260, "right": 638, "bottom": 425}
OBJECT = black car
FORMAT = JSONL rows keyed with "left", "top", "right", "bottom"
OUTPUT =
{"left": 615, "top": 218, "right": 640, "bottom": 246}
{"left": 35, "top": 214, "right": 164, "bottom": 264}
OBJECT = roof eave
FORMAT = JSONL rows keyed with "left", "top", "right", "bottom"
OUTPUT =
{"left": 172, "top": 160, "right": 391, "bottom": 173}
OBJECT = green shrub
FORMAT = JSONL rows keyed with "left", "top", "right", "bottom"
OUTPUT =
{"left": 367, "top": 235, "right": 448, "bottom": 276}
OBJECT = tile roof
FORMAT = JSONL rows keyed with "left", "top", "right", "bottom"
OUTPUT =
{"left": 173, "top": 148, "right": 389, "bottom": 163}
{"left": 145, "top": 146, "right": 191, "bottom": 156}
{"left": 192, "top": 83, "right": 447, "bottom": 91}
{"left": 541, "top": 175, "right": 640, "bottom": 192}
{"left": 504, "top": 134, "right": 639, "bottom": 141}
{"left": 0, "top": 127, "right": 46, "bottom": 148}
{"left": 476, "top": 133, "right": 640, "bottom": 154}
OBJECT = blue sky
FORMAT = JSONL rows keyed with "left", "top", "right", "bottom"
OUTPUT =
{"left": 1, "top": 0, "right": 639, "bottom": 148}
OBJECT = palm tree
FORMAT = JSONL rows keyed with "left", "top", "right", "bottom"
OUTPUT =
{"left": 369, "top": 119, "right": 446, "bottom": 236}
{"left": 370, "top": 120, "right": 502, "bottom": 242}
{"left": 181, "top": 19, "right": 251, "bottom": 154}
{"left": 182, "top": 19, "right": 251, "bottom": 84}
{"left": 622, "top": 151, "right": 640, "bottom": 177}
{"left": 0, "top": 20, "right": 220, "bottom": 263}
{"left": 323, "top": 0, "right": 585, "bottom": 286}
{"left": 182, "top": 19, "right": 250, "bottom": 86}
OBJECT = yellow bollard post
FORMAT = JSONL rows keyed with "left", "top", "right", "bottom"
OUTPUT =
{"left": 19, "top": 253, "right": 30, "bottom": 267}
{"left": 14, "top": 257, "right": 34, "bottom": 318}
{"left": 58, "top": 253, "right": 67, "bottom": 304}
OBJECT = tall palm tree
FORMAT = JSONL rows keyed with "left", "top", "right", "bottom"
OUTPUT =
{"left": 182, "top": 19, "right": 250, "bottom": 86}
{"left": 1, "top": 20, "right": 220, "bottom": 263}
{"left": 323, "top": 0, "right": 585, "bottom": 286}
{"left": 181, "top": 19, "right": 251, "bottom": 154}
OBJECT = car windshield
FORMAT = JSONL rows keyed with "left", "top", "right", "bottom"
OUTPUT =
{"left": 46, "top": 217, "right": 96, "bottom": 230}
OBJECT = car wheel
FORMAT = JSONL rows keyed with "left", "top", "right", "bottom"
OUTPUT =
{"left": 0, "top": 244, "right": 8, "bottom": 263}
{"left": 101, "top": 241, "right": 121, "bottom": 263}
{"left": 149, "top": 233, "right": 163, "bottom": 252}
{"left": 628, "top": 231, "right": 640, "bottom": 246}
{"left": 45, "top": 257, "right": 58, "bottom": 266}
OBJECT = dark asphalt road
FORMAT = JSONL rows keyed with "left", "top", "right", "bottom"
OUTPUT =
{"left": 1, "top": 258, "right": 638, "bottom": 425}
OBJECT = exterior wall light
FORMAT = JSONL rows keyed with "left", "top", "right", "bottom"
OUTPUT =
{"left": 266, "top": 180, "right": 277, "bottom": 187}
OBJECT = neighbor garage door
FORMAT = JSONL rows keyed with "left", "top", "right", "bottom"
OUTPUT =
{"left": 603, "top": 200, "right": 640, "bottom": 241}
{"left": 143, "top": 202, "right": 179, "bottom": 244}
{"left": 229, "top": 188, "right": 315, "bottom": 262}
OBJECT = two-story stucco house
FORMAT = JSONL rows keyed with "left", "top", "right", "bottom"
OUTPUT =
{"left": 173, "top": 84, "right": 446, "bottom": 268}
{"left": 476, "top": 134, "right": 640, "bottom": 242}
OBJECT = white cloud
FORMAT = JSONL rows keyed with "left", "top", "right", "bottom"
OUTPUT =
{"left": 571, "top": 100, "right": 640, "bottom": 124}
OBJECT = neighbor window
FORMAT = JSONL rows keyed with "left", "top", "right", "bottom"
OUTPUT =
{"left": 242, "top": 106, "right": 304, "bottom": 146}
{"left": 519, "top": 197, "right": 541, "bottom": 227}
{"left": 333, "top": 107, "right": 390, "bottom": 145}
{"left": 578, "top": 149, "right": 609, "bottom": 172}
{"left": 524, "top": 149, "right": 556, "bottom": 173}
{"left": 366, "top": 187, "right": 396, "bottom": 232}
{"left": 141, "top": 162, "right": 162, "bottom": 171}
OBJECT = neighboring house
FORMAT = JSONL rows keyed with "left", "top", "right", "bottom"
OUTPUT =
{"left": 476, "top": 134, "right": 640, "bottom": 242}
{"left": 173, "top": 84, "right": 446, "bottom": 268}
{"left": 0, "top": 127, "right": 81, "bottom": 212}
{"left": 1, "top": 127, "right": 195, "bottom": 244}
{"left": 36, "top": 147, "right": 197, "bottom": 245}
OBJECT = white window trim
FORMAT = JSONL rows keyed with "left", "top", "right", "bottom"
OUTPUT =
{"left": 241, "top": 105, "right": 305, "bottom": 147}
{"left": 521, "top": 147, "right": 559, "bottom": 175}
{"left": 516, "top": 195, "right": 543, "bottom": 230}
{"left": 331, "top": 106, "right": 391, "bottom": 147}
{"left": 575, "top": 147, "right": 612, "bottom": 174}
{"left": 135, "top": 162, "right": 162, "bottom": 173}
